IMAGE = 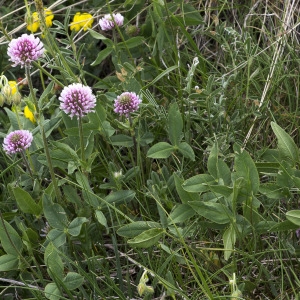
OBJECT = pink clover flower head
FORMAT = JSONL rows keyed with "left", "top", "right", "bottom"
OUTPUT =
{"left": 114, "top": 92, "right": 141, "bottom": 116}
{"left": 59, "top": 83, "right": 96, "bottom": 119}
{"left": 7, "top": 34, "right": 44, "bottom": 68}
{"left": 3, "top": 130, "right": 33, "bottom": 154}
{"left": 99, "top": 13, "right": 124, "bottom": 31}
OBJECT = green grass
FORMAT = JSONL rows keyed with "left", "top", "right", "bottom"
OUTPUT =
{"left": 0, "top": 0, "right": 300, "bottom": 299}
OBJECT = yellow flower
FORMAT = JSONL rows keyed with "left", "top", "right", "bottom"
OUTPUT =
{"left": 26, "top": 8, "right": 54, "bottom": 32}
{"left": 24, "top": 105, "right": 36, "bottom": 123}
{"left": 8, "top": 81, "right": 18, "bottom": 95}
{"left": 45, "top": 9, "right": 54, "bottom": 27}
{"left": 26, "top": 11, "right": 40, "bottom": 32}
{"left": 70, "top": 12, "right": 94, "bottom": 31}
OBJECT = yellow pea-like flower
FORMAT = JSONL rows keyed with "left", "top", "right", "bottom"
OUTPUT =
{"left": 26, "top": 8, "right": 54, "bottom": 33}
{"left": 24, "top": 105, "right": 36, "bottom": 123}
{"left": 70, "top": 12, "right": 94, "bottom": 31}
{"left": 45, "top": 9, "right": 54, "bottom": 27}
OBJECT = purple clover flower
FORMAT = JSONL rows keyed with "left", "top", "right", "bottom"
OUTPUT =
{"left": 3, "top": 130, "right": 33, "bottom": 154}
{"left": 59, "top": 83, "right": 96, "bottom": 119}
{"left": 99, "top": 13, "right": 124, "bottom": 31}
{"left": 114, "top": 92, "right": 141, "bottom": 117}
{"left": 7, "top": 34, "right": 44, "bottom": 68}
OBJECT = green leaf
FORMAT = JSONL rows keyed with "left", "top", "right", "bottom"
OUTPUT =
{"left": 167, "top": 204, "right": 195, "bottom": 225}
{"left": 271, "top": 122, "right": 299, "bottom": 166}
{"left": 104, "top": 190, "right": 135, "bottom": 206}
{"left": 91, "top": 47, "right": 113, "bottom": 66}
{"left": 207, "top": 142, "right": 218, "bottom": 178}
{"left": 33, "top": 116, "right": 61, "bottom": 138}
{"left": 233, "top": 144, "right": 259, "bottom": 195}
{"left": 0, "top": 220, "right": 23, "bottom": 256}
{"left": 110, "top": 134, "right": 134, "bottom": 147}
{"left": 88, "top": 101, "right": 107, "bottom": 127}
{"left": 12, "top": 186, "right": 42, "bottom": 216}
{"left": 63, "top": 272, "right": 84, "bottom": 290}
{"left": 62, "top": 185, "right": 81, "bottom": 205}
{"left": 39, "top": 81, "right": 54, "bottom": 110}
{"left": 259, "top": 183, "right": 287, "bottom": 199}
{"left": 182, "top": 174, "right": 215, "bottom": 193}
{"left": 188, "top": 201, "right": 232, "bottom": 224}
{"left": 174, "top": 172, "right": 199, "bottom": 204}
{"left": 118, "top": 36, "right": 144, "bottom": 49}
{"left": 207, "top": 142, "right": 231, "bottom": 184}
{"left": 46, "top": 229, "right": 66, "bottom": 248}
{"left": 0, "top": 254, "right": 19, "bottom": 271}
{"left": 269, "top": 220, "right": 299, "bottom": 232}
{"left": 144, "top": 65, "right": 178, "bottom": 89}
{"left": 45, "top": 282, "right": 61, "bottom": 300}
{"left": 43, "top": 194, "right": 68, "bottom": 230}
{"left": 147, "top": 142, "right": 174, "bottom": 159}
{"left": 209, "top": 185, "right": 233, "bottom": 197}
{"left": 95, "top": 210, "right": 108, "bottom": 229}
{"left": 277, "top": 161, "right": 294, "bottom": 188}
{"left": 88, "top": 29, "right": 110, "bottom": 41}
{"left": 4, "top": 108, "right": 19, "bottom": 130}
{"left": 76, "top": 172, "right": 99, "bottom": 207}
{"left": 178, "top": 142, "right": 195, "bottom": 161}
{"left": 286, "top": 210, "right": 300, "bottom": 226}
{"left": 44, "top": 243, "right": 64, "bottom": 280}
{"left": 223, "top": 225, "right": 236, "bottom": 261}
{"left": 117, "top": 221, "right": 162, "bottom": 238}
{"left": 168, "top": 103, "right": 182, "bottom": 146}
{"left": 127, "top": 228, "right": 164, "bottom": 248}
{"left": 67, "top": 217, "right": 88, "bottom": 236}
{"left": 51, "top": 141, "right": 80, "bottom": 163}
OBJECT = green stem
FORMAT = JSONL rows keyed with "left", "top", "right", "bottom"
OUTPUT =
{"left": 128, "top": 115, "right": 137, "bottom": 165}
{"left": 78, "top": 117, "right": 85, "bottom": 163}
{"left": 20, "top": 150, "right": 34, "bottom": 178}
{"left": 25, "top": 66, "right": 61, "bottom": 201}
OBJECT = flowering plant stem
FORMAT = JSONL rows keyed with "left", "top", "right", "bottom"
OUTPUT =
{"left": 129, "top": 115, "right": 137, "bottom": 165}
{"left": 78, "top": 117, "right": 85, "bottom": 163}
{"left": 20, "top": 150, "right": 34, "bottom": 178}
{"left": 25, "top": 66, "right": 61, "bottom": 201}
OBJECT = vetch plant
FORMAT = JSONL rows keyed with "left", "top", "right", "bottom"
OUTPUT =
{"left": 70, "top": 12, "right": 94, "bottom": 31}
{"left": 26, "top": 8, "right": 54, "bottom": 33}
{"left": 0, "top": 75, "right": 21, "bottom": 105}
{"left": 24, "top": 105, "right": 36, "bottom": 123}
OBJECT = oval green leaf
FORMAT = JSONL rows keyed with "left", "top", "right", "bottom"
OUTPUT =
{"left": 286, "top": 210, "right": 300, "bottom": 226}
{"left": 127, "top": 228, "right": 164, "bottom": 248}
{"left": 147, "top": 142, "right": 174, "bottom": 159}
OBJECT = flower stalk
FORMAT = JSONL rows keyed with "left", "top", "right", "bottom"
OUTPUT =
{"left": 25, "top": 67, "right": 61, "bottom": 201}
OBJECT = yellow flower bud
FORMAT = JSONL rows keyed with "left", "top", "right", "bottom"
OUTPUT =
{"left": 12, "top": 92, "right": 22, "bottom": 105}
{"left": 2, "top": 81, "right": 18, "bottom": 105}
{"left": 0, "top": 93, "right": 5, "bottom": 107}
